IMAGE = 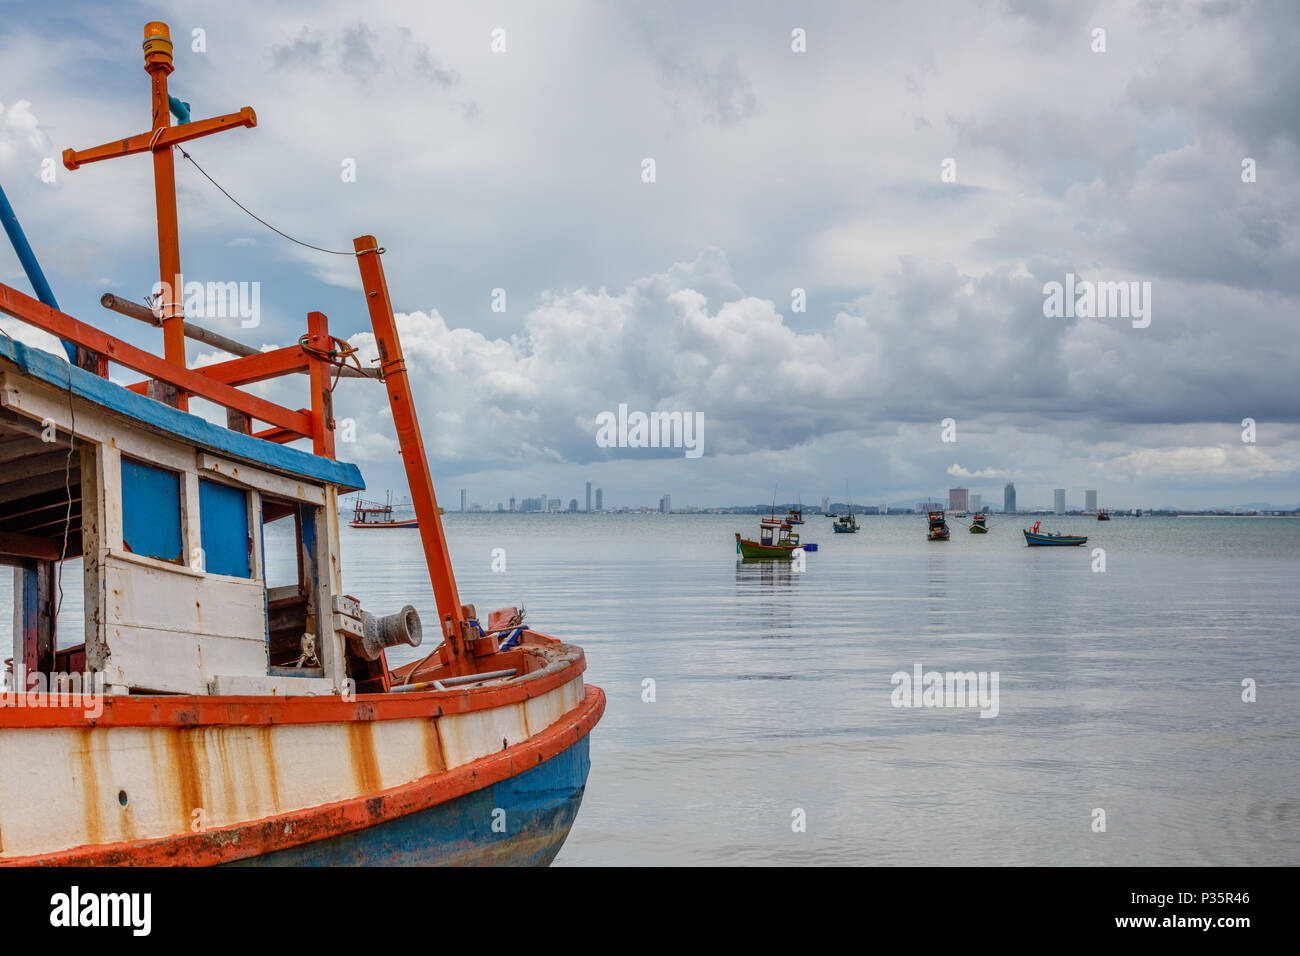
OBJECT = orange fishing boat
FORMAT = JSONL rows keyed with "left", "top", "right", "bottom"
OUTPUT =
{"left": 0, "top": 21, "right": 602, "bottom": 866}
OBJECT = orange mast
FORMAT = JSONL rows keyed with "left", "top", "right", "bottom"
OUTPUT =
{"left": 62, "top": 21, "right": 257, "bottom": 408}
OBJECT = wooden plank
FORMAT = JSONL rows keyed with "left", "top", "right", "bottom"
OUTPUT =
{"left": 197, "top": 453, "right": 326, "bottom": 507}
{"left": 104, "top": 554, "right": 266, "bottom": 641}
{"left": 0, "top": 451, "right": 72, "bottom": 485}
{"left": 0, "top": 470, "right": 76, "bottom": 505}
{"left": 0, "top": 531, "right": 62, "bottom": 561}
{"left": 101, "top": 626, "right": 267, "bottom": 695}
{"left": 0, "top": 437, "right": 67, "bottom": 463}
{"left": 80, "top": 443, "right": 105, "bottom": 668}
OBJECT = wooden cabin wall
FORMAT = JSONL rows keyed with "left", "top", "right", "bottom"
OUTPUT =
{"left": 4, "top": 372, "right": 347, "bottom": 696}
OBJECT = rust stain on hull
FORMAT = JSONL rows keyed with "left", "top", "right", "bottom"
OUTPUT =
{"left": 423, "top": 717, "right": 447, "bottom": 776}
{"left": 75, "top": 728, "right": 103, "bottom": 846}
{"left": 347, "top": 721, "right": 381, "bottom": 794}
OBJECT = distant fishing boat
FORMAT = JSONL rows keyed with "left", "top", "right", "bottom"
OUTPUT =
{"left": 1023, "top": 521, "right": 1088, "bottom": 546}
{"left": 1135, "top": 509, "right": 1142, "bottom": 517}
{"left": 970, "top": 513, "right": 988, "bottom": 533}
{"left": 927, "top": 510, "right": 950, "bottom": 541}
{"left": 350, "top": 491, "right": 418, "bottom": 528}
{"left": 831, "top": 481, "right": 859, "bottom": 533}
{"left": 784, "top": 506, "right": 805, "bottom": 525}
{"left": 736, "top": 514, "right": 803, "bottom": 559}
{"left": 1097, "top": 509, "right": 1110, "bottom": 521}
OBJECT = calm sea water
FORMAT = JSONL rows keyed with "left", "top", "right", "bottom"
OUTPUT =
{"left": 365, "top": 513, "right": 1300, "bottom": 866}
{"left": 5, "top": 513, "right": 1297, "bottom": 865}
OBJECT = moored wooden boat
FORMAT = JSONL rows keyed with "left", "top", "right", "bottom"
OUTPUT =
{"left": 831, "top": 513, "right": 858, "bottom": 533}
{"left": 0, "top": 21, "right": 602, "bottom": 867}
{"left": 350, "top": 491, "right": 419, "bottom": 528}
{"left": 970, "top": 513, "right": 988, "bottom": 533}
{"left": 927, "top": 510, "right": 950, "bottom": 541}
{"left": 1097, "top": 509, "right": 1110, "bottom": 521}
{"left": 1022, "top": 521, "right": 1088, "bottom": 546}
{"left": 735, "top": 514, "right": 802, "bottom": 559}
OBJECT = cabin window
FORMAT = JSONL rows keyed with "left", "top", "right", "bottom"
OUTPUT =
{"left": 198, "top": 478, "right": 251, "bottom": 578}
{"left": 261, "top": 495, "right": 324, "bottom": 674}
{"left": 120, "top": 457, "right": 183, "bottom": 563}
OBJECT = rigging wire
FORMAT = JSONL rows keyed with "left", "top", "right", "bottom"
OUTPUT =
{"left": 173, "top": 145, "right": 357, "bottom": 256}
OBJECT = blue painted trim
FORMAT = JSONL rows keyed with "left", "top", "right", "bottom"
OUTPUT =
{"left": 0, "top": 335, "right": 364, "bottom": 491}
{"left": 227, "top": 735, "right": 592, "bottom": 866}
{"left": 199, "top": 478, "right": 252, "bottom": 577}
{"left": 0, "top": 181, "right": 78, "bottom": 364}
{"left": 121, "top": 457, "right": 184, "bottom": 562}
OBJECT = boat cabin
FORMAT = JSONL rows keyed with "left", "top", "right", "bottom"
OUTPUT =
{"left": 1, "top": 335, "right": 367, "bottom": 697}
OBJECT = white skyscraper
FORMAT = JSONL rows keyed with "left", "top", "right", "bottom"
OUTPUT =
{"left": 1054, "top": 489, "right": 1066, "bottom": 514}
{"left": 970, "top": 494, "right": 982, "bottom": 513}
{"left": 1085, "top": 489, "right": 1098, "bottom": 512}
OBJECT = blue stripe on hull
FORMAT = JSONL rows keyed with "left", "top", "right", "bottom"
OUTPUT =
{"left": 227, "top": 735, "right": 591, "bottom": 867}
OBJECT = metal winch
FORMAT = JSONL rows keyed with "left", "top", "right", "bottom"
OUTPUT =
{"left": 332, "top": 595, "right": 423, "bottom": 661}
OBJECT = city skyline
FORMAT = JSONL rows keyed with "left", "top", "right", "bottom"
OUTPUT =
{"left": 435, "top": 480, "right": 1294, "bottom": 514}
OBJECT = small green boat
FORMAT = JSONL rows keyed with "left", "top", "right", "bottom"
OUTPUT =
{"left": 736, "top": 515, "right": 801, "bottom": 559}
{"left": 970, "top": 513, "right": 988, "bottom": 533}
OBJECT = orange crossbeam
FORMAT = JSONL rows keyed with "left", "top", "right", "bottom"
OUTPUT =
{"left": 123, "top": 345, "right": 310, "bottom": 395}
{"left": 0, "top": 282, "right": 311, "bottom": 439}
{"left": 61, "top": 108, "right": 257, "bottom": 170}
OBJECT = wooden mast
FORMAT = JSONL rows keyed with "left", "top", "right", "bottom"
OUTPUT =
{"left": 62, "top": 21, "right": 257, "bottom": 409}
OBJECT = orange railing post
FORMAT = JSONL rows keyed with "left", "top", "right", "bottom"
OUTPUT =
{"left": 352, "top": 236, "right": 473, "bottom": 675}
{"left": 306, "top": 311, "right": 336, "bottom": 459}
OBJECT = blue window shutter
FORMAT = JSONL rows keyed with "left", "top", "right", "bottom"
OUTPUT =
{"left": 120, "top": 458, "right": 183, "bottom": 563}
{"left": 199, "top": 479, "right": 251, "bottom": 578}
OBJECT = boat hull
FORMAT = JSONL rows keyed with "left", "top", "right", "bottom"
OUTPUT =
{"left": 970, "top": 525, "right": 987, "bottom": 534}
{"left": 348, "top": 519, "right": 419, "bottom": 529}
{"left": 831, "top": 525, "right": 857, "bottom": 533}
{"left": 228, "top": 735, "right": 590, "bottom": 866}
{"left": 0, "top": 638, "right": 603, "bottom": 866}
{"left": 736, "top": 536, "right": 797, "bottom": 558}
{"left": 1023, "top": 530, "right": 1088, "bottom": 546}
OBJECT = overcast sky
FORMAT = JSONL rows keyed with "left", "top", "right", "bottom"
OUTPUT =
{"left": 1, "top": 0, "right": 1297, "bottom": 510}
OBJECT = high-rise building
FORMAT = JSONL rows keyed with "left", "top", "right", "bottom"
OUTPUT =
{"left": 821, "top": 496, "right": 831, "bottom": 514}
{"left": 1054, "top": 489, "right": 1066, "bottom": 514}
{"left": 585, "top": 481, "right": 592, "bottom": 513}
{"left": 509, "top": 496, "right": 516, "bottom": 512}
{"left": 459, "top": 488, "right": 466, "bottom": 512}
{"left": 569, "top": 499, "right": 579, "bottom": 512}
{"left": 1004, "top": 482, "right": 1016, "bottom": 514}
{"left": 548, "top": 498, "right": 562, "bottom": 512}
{"left": 595, "top": 488, "right": 603, "bottom": 511}
{"left": 660, "top": 493, "right": 671, "bottom": 514}
{"left": 521, "top": 497, "right": 542, "bottom": 512}
{"left": 949, "top": 487, "right": 969, "bottom": 512}
{"left": 1085, "top": 489, "right": 1098, "bottom": 512}
{"left": 970, "top": 494, "right": 982, "bottom": 513}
